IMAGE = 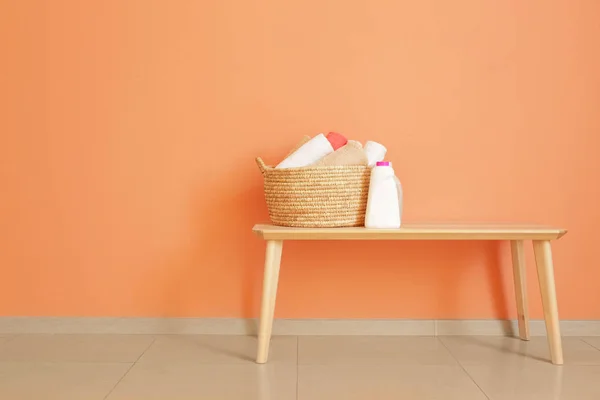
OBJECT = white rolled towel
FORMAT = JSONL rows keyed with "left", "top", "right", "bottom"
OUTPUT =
{"left": 276, "top": 133, "right": 334, "bottom": 169}
{"left": 364, "top": 141, "right": 387, "bottom": 167}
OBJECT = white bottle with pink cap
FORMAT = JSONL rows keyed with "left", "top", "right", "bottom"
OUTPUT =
{"left": 365, "top": 161, "right": 401, "bottom": 229}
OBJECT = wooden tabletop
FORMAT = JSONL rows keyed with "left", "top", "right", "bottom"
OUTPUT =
{"left": 252, "top": 223, "right": 567, "bottom": 241}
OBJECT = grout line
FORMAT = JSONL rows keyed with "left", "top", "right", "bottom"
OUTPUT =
{"left": 103, "top": 337, "right": 156, "bottom": 400}
{"left": 437, "top": 337, "right": 491, "bottom": 400}
{"left": 102, "top": 363, "right": 135, "bottom": 400}
{"left": 580, "top": 337, "right": 600, "bottom": 352}
{"left": 136, "top": 336, "right": 157, "bottom": 363}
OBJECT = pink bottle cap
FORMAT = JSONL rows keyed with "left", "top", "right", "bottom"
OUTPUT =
{"left": 376, "top": 161, "right": 391, "bottom": 166}
{"left": 326, "top": 132, "right": 348, "bottom": 150}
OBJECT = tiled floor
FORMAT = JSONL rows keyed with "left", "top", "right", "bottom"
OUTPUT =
{"left": 0, "top": 334, "right": 600, "bottom": 399}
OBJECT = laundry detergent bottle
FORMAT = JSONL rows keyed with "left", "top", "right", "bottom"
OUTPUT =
{"left": 365, "top": 161, "right": 401, "bottom": 229}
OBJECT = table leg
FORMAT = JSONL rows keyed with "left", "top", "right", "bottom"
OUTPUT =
{"left": 510, "top": 240, "right": 530, "bottom": 340}
{"left": 533, "top": 240, "right": 563, "bottom": 365}
{"left": 256, "top": 240, "right": 283, "bottom": 364}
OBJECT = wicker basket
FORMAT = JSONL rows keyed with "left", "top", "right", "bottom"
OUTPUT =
{"left": 256, "top": 157, "right": 370, "bottom": 228}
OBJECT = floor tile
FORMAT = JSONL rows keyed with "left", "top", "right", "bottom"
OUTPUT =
{"left": 107, "top": 362, "right": 297, "bottom": 400}
{"left": 465, "top": 363, "right": 600, "bottom": 400}
{"left": 0, "top": 333, "right": 597, "bottom": 399}
{"left": 0, "top": 361, "right": 131, "bottom": 400}
{"left": 298, "top": 365, "right": 487, "bottom": 400}
{"left": 0, "top": 336, "right": 13, "bottom": 345}
{"left": 440, "top": 336, "right": 600, "bottom": 366}
{"left": 299, "top": 336, "right": 457, "bottom": 365}
{"left": 139, "top": 334, "right": 297, "bottom": 364}
{"left": 0, "top": 334, "right": 154, "bottom": 363}
{"left": 581, "top": 336, "right": 600, "bottom": 351}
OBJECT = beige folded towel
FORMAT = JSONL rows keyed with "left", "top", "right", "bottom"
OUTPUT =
{"left": 311, "top": 140, "right": 368, "bottom": 166}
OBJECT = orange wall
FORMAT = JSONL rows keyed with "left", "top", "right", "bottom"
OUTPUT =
{"left": 1, "top": 1, "right": 599, "bottom": 319}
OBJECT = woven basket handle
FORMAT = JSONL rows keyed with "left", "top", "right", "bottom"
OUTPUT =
{"left": 255, "top": 157, "right": 268, "bottom": 175}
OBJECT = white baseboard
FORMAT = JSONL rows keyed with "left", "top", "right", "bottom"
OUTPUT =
{"left": 0, "top": 318, "right": 599, "bottom": 336}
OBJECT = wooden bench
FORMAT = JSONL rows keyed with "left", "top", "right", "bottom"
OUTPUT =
{"left": 252, "top": 223, "right": 567, "bottom": 364}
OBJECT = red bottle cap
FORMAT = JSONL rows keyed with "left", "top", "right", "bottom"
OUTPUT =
{"left": 376, "top": 161, "right": 391, "bottom": 166}
{"left": 326, "top": 132, "right": 348, "bottom": 150}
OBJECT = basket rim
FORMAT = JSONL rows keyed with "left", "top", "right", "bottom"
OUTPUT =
{"left": 256, "top": 157, "right": 368, "bottom": 173}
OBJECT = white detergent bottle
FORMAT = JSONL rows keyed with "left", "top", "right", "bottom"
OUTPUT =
{"left": 394, "top": 175, "right": 403, "bottom": 221}
{"left": 365, "top": 161, "right": 401, "bottom": 229}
